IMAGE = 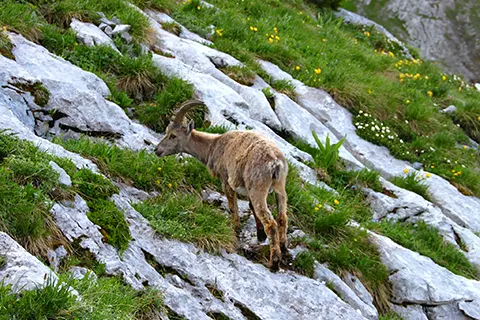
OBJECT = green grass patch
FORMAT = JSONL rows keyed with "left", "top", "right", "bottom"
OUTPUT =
{"left": 292, "top": 251, "right": 315, "bottom": 277}
{"left": 86, "top": 199, "right": 131, "bottom": 253}
{"left": 219, "top": 65, "right": 256, "bottom": 86}
{"left": 134, "top": 191, "right": 235, "bottom": 252}
{"left": 0, "top": 275, "right": 165, "bottom": 319}
{"left": 390, "top": 172, "right": 430, "bottom": 201}
{"left": 9, "top": 80, "right": 50, "bottom": 107}
{"left": 72, "top": 168, "right": 119, "bottom": 201}
{"left": 285, "top": 164, "right": 390, "bottom": 312}
{"left": 370, "top": 220, "right": 479, "bottom": 279}
{"left": 0, "top": 132, "right": 70, "bottom": 257}
{"left": 55, "top": 136, "right": 220, "bottom": 193}
{"left": 0, "top": 31, "right": 14, "bottom": 59}
{"left": 161, "top": 21, "right": 182, "bottom": 35}
{"left": 271, "top": 79, "right": 297, "bottom": 100}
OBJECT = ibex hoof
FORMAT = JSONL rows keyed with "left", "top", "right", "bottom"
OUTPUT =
{"left": 257, "top": 228, "right": 267, "bottom": 242}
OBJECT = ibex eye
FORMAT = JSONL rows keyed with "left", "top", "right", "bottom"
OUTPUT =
{"left": 169, "top": 135, "right": 176, "bottom": 140}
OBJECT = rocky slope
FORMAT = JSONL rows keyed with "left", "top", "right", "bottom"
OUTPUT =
{"left": 351, "top": 0, "right": 480, "bottom": 82}
{"left": 1, "top": 2, "right": 480, "bottom": 320}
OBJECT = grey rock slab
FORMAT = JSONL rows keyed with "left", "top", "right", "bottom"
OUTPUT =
{"left": 390, "top": 304, "right": 428, "bottom": 320}
{"left": 459, "top": 300, "right": 480, "bottom": 319}
{"left": 0, "top": 103, "right": 98, "bottom": 172}
{"left": 146, "top": 10, "right": 213, "bottom": 46}
{"left": 369, "top": 231, "right": 480, "bottom": 306}
{"left": 0, "top": 232, "right": 59, "bottom": 293}
{"left": 47, "top": 245, "right": 68, "bottom": 272}
{"left": 143, "top": 10, "right": 282, "bottom": 131}
{"left": 4, "top": 33, "right": 160, "bottom": 151}
{"left": 343, "top": 272, "right": 375, "bottom": 309}
{"left": 273, "top": 91, "right": 363, "bottom": 170}
{"left": 70, "top": 19, "right": 119, "bottom": 52}
{"left": 49, "top": 160, "right": 72, "bottom": 187}
{"left": 313, "top": 263, "right": 378, "bottom": 319}
{"left": 113, "top": 194, "right": 368, "bottom": 320}
{"left": 365, "top": 178, "right": 480, "bottom": 268}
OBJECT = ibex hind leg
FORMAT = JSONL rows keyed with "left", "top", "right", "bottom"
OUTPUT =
{"left": 249, "top": 201, "right": 267, "bottom": 242}
{"left": 274, "top": 188, "right": 288, "bottom": 255}
{"left": 249, "top": 187, "right": 281, "bottom": 271}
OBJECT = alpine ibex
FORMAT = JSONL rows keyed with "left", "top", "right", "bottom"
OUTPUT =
{"left": 155, "top": 100, "right": 288, "bottom": 270}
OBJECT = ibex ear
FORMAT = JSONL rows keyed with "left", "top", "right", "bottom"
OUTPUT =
{"left": 186, "top": 120, "right": 194, "bottom": 134}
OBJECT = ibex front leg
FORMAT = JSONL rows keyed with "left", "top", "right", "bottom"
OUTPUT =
{"left": 224, "top": 184, "right": 240, "bottom": 234}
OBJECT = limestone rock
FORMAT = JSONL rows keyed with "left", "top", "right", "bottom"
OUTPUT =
{"left": 0, "top": 232, "right": 59, "bottom": 293}
{"left": 70, "top": 19, "right": 119, "bottom": 52}
{"left": 49, "top": 160, "right": 72, "bottom": 187}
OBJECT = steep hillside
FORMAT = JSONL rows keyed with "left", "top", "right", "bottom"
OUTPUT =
{"left": 349, "top": 0, "right": 480, "bottom": 82}
{"left": 1, "top": 0, "right": 480, "bottom": 319}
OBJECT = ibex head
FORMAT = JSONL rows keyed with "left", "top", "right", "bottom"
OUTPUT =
{"left": 155, "top": 99, "right": 205, "bottom": 157}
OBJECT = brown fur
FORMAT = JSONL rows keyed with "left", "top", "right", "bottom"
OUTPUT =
{"left": 155, "top": 101, "right": 289, "bottom": 270}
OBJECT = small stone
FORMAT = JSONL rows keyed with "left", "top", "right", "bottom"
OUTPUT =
{"left": 49, "top": 160, "right": 72, "bottom": 187}
{"left": 112, "top": 24, "right": 131, "bottom": 36}
{"left": 104, "top": 25, "right": 113, "bottom": 37}
{"left": 98, "top": 23, "right": 108, "bottom": 31}
{"left": 440, "top": 105, "right": 457, "bottom": 114}
{"left": 411, "top": 162, "right": 423, "bottom": 170}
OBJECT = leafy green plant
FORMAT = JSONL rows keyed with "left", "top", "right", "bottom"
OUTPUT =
{"left": 306, "top": 0, "right": 343, "bottom": 10}
{"left": 271, "top": 79, "right": 296, "bottom": 100}
{"left": 72, "top": 169, "right": 119, "bottom": 201}
{"left": 134, "top": 191, "right": 234, "bottom": 252}
{"left": 161, "top": 21, "right": 182, "bottom": 35}
{"left": 0, "top": 31, "right": 14, "bottom": 60}
{"left": 219, "top": 65, "right": 256, "bottom": 86}
{"left": 311, "top": 132, "right": 346, "bottom": 172}
{"left": 390, "top": 172, "right": 430, "bottom": 201}
{"left": 87, "top": 199, "right": 132, "bottom": 253}
{"left": 292, "top": 251, "right": 316, "bottom": 277}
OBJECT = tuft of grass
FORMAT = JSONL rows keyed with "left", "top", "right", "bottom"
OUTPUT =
{"left": 292, "top": 251, "right": 316, "bottom": 277}
{"left": 0, "top": 274, "right": 165, "bottom": 319}
{"left": 285, "top": 164, "right": 390, "bottom": 312}
{"left": 136, "top": 77, "right": 196, "bottom": 132}
{"left": 0, "top": 31, "right": 15, "bottom": 60}
{"left": 0, "top": 132, "right": 70, "bottom": 258}
{"left": 55, "top": 136, "right": 220, "bottom": 193}
{"left": 219, "top": 65, "right": 256, "bottom": 86}
{"left": 134, "top": 191, "right": 235, "bottom": 252}
{"left": 390, "top": 172, "right": 430, "bottom": 201}
{"left": 0, "top": 277, "right": 76, "bottom": 319}
{"left": 72, "top": 168, "right": 119, "bottom": 201}
{"left": 330, "top": 168, "right": 383, "bottom": 192}
{"left": 86, "top": 199, "right": 132, "bottom": 253}
{"left": 197, "top": 124, "right": 230, "bottom": 134}
{"left": 161, "top": 21, "right": 182, "bottom": 36}
{"left": 370, "top": 220, "right": 479, "bottom": 280}
{"left": 9, "top": 80, "right": 50, "bottom": 107}
{"left": 0, "top": 1, "right": 44, "bottom": 41}
{"left": 271, "top": 79, "right": 297, "bottom": 100}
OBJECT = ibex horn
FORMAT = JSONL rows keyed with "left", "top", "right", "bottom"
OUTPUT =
{"left": 172, "top": 99, "right": 205, "bottom": 125}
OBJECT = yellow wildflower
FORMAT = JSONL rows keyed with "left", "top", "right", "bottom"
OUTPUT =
{"left": 168, "top": 183, "right": 173, "bottom": 188}
{"left": 299, "top": 11, "right": 303, "bottom": 14}
{"left": 2, "top": 26, "right": 6, "bottom": 32}
{"left": 406, "top": 100, "right": 411, "bottom": 104}
{"left": 403, "top": 168, "right": 409, "bottom": 173}
{"left": 452, "top": 169, "right": 456, "bottom": 173}
{"left": 424, "top": 76, "right": 429, "bottom": 80}
{"left": 155, "top": 180, "right": 161, "bottom": 186}
{"left": 157, "top": 167, "right": 162, "bottom": 172}
{"left": 425, "top": 173, "right": 431, "bottom": 178}
{"left": 368, "top": 89, "right": 373, "bottom": 94}
{"left": 74, "top": 42, "right": 78, "bottom": 46}
{"left": 477, "top": 116, "right": 480, "bottom": 121}
{"left": 354, "top": 39, "right": 358, "bottom": 44}
{"left": 322, "top": 38, "right": 327, "bottom": 42}
{"left": 215, "top": 29, "right": 224, "bottom": 36}
{"left": 268, "top": 38, "right": 274, "bottom": 43}
{"left": 274, "top": 27, "right": 278, "bottom": 33}
{"left": 314, "top": 68, "right": 322, "bottom": 75}
{"left": 314, "top": 207, "right": 319, "bottom": 212}
{"left": 275, "top": 35, "right": 280, "bottom": 41}
{"left": 399, "top": 73, "right": 405, "bottom": 79}
{"left": 197, "top": 5, "right": 201, "bottom": 10}
{"left": 430, "top": 165, "right": 435, "bottom": 169}
{"left": 442, "top": 75, "right": 447, "bottom": 81}
{"left": 459, "top": 87, "right": 462, "bottom": 92}
{"left": 388, "top": 51, "right": 395, "bottom": 58}
{"left": 364, "top": 31, "right": 370, "bottom": 37}
{"left": 464, "top": 145, "right": 468, "bottom": 149}
{"left": 427, "top": 91, "right": 433, "bottom": 97}
{"left": 295, "top": 65, "right": 301, "bottom": 71}
{"left": 334, "top": 199, "right": 340, "bottom": 205}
